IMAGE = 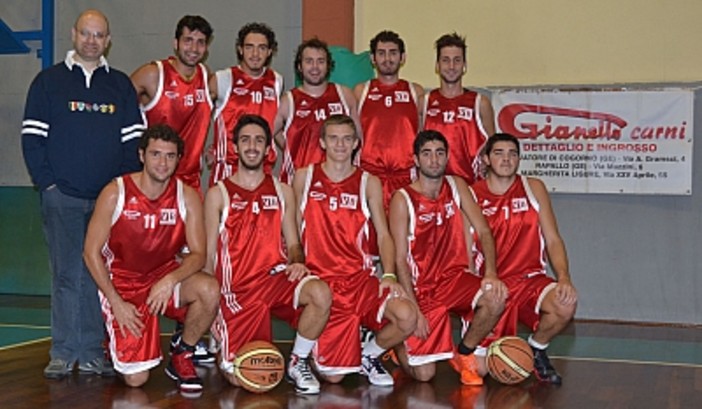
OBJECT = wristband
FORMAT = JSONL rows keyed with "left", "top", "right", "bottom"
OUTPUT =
{"left": 382, "top": 273, "right": 397, "bottom": 281}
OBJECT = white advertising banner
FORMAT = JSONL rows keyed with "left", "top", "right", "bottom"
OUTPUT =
{"left": 492, "top": 89, "right": 694, "bottom": 195}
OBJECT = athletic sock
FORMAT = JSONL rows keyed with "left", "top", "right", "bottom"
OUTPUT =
{"left": 528, "top": 334, "right": 549, "bottom": 350}
{"left": 291, "top": 334, "right": 315, "bottom": 358}
{"left": 361, "top": 337, "right": 385, "bottom": 358}
{"left": 457, "top": 342, "right": 475, "bottom": 356}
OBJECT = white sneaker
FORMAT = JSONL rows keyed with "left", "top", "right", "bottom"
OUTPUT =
{"left": 360, "top": 354, "right": 394, "bottom": 386}
{"left": 286, "top": 354, "right": 320, "bottom": 395}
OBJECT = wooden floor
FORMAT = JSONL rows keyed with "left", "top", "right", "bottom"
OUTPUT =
{"left": 1, "top": 296, "right": 701, "bottom": 408}
{"left": 2, "top": 321, "right": 702, "bottom": 408}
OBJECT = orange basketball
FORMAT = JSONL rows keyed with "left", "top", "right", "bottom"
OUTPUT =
{"left": 486, "top": 337, "right": 534, "bottom": 385}
{"left": 234, "top": 340, "right": 285, "bottom": 393}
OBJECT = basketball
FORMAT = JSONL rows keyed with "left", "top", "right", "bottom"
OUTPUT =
{"left": 486, "top": 337, "right": 534, "bottom": 385}
{"left": 234, "top": 340, "right": 285, "bottom": 393}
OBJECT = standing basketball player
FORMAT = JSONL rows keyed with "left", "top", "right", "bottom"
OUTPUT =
{"left": 131, "top": 15, "right": 215, "bottom": 365}
{"left": 209, "top": 22, "right": 283, "bottom": 185}
{"left": 355, "top": 30, "right": 424, "bottom": 208}
{"left": 205, "top": 114, "right": 332, "bottom": 395}
{"left": 423, "top": 33, "right": 495, "bottom": 185}
{"left": 292, "top": 115, "right": 417, "bottom": 386}
{"left": 131, "top": 15, "right": 214, "bottom": 194}
{"left": 470, "top": 133, "right": 577, "bottom": 384}
{"left": 273, "top": 38, "right": 358, "bottom": 184}
{"left": 389, "top": 130, "right": 506, "bottom": 385}
{"left": 83, "top": 125, "right": 219, "bottom": 392}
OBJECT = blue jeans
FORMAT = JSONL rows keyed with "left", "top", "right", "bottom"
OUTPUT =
{"left": 40, "top": 187, "right": 104, "bottom": 364}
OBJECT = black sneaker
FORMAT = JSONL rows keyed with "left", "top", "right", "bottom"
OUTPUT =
{"left": 165, "top": 349, "right": 203, "bottom": 392}
{"left": 532, "top": 347, "right": 562, "bottom": 385}
{"left": 170, "top": 332, "right": 215, "bottom": 366}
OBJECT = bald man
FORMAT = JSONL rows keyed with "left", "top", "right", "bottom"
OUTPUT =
{"left": 22, "top": 9, "right": 144, "bottom": 379}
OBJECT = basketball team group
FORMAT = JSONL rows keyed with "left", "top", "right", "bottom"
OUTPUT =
{"left": 21, "top": 9, "right": 578, "bottom": 395}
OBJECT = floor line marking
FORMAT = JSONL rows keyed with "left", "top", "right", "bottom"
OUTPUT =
{"left": 0, "top": 337, "right": 51, "bottom": 351}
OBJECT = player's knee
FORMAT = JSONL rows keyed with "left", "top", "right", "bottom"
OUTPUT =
{"left": 478, "top": 293, "right": 505, "bottom": 318}
{"left": 554, "top": 298, "right": 577, "bottom": 322}
{"left": 388, "top": 299, "right": 417, "bottom": 336}
{"left": 411, "top": 363, "right": 436, "bottom": 382}
{"left": 320, "top": 373, "right": 345, "bottom": 384}
{"left": 123, "top": 371, "right": 149, "bottom": 387}
{"left": 303, "top": 279, "right": 332, "bottom": 311}
{"left": 198, "top": 274, "right": 220, "bottom": 311}
{"left": 224, "top": 371, "right": 240, "bottom": 387}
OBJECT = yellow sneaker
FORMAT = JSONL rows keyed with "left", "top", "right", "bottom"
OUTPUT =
{"left": 449, "top": 353, "right": 484, "bottom": 386}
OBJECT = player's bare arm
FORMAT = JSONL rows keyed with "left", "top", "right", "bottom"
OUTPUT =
{"left": 367, "top": 175, "right": 404, "bottom": 298}
{"left": 84, "top": 180, "right": 145, "bottom": 338}
{"left": 146, "top": 184, "right": 206, "bottom": 315}
{"left": 273, "top": 91, "right": 291, "bottom": 150}
{"left": 529, "top": 177, "right": 577, "bottom": 305}
{"left": 389, "top": 191, "right": 429, "bottom": 339}
{"left": 291, "top": 165, "right": 310, "bottom": 229}
{"left": 455, "top": 177, "right": 507, "bottom": 301}
{"left": 412, "top": 82, "right": 426, "bottom": 128}
{"left": 339, "top": 85, "right": 363, "bottom": 140}
{"left": 353, "top": 82, "right": 366, "bottom": 108}
{"left": 203, "top": 182, "right": 225, "bottom": 274}
{"left": 478, "top": 93, "right": 496, "bottom": 137}
{"left": 130, "top": 62, "right": 159, "bottom": 106}
{"left": 280, "top": 182, "right": 310, "bottom": 281}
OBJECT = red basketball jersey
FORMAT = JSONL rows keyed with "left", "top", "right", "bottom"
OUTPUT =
{"left": 214, "top": 175, "right": 288, "bottom": 295}
{"left": 470, "top": 175, "right": 547, "bottom": 279}
{"left": 422, "top": 89, "right": 489, "bottom": 184}
{"left": 398, "top": 177, "right": 472, "bottom": 295}
{"left": 103, "top": 175, "right": 186, "bottom": 290}
{"left": 280, "top": 84, "right": 350, "bottom": 183}
{"left": 142, "top": 58, "right": 213, "bottom": 191}
{"left": 210, "top": 66, "right": 283, "bottom": 185}
{"left": 299, "top": 164, "right": 374, "bottom": 284}
{"left": 358, "top": 79, "right": 419, "bottom": 176}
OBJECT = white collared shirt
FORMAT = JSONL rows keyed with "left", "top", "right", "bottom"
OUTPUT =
{"left": 64, "top": 50, "right": 110, "bottom": 88}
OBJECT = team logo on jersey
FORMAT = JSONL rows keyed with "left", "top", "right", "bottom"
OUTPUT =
{"left": 339, "top": 193, "right": 358, "bottom": 210}
{"left": 328, "top": 103, "right": 343, "bottom": 115}
{"left": 123, "top": 210, "right": 141, "bottom": 220}
{"left": 367, "top": 94, "right": 382, "bottom": 101}
{"left": 165, "top": 91, "right": 179, "bottom": 100}
{"left": 310, "top": 191, "right": 326, "bottom": 201}
{"left": 300, "top": 100, "right": 309, "bottom": 107}
{"left": 196, "top": 89, "right": 206, "bottom": 103}
{"left": 370, "top": 86, "right": 379, "bottom": 93}
{"left": 128, "top": 196, "right": 139, "bottom": 205}
{"left": 426, "top": 108, "right": 440, "bottom": 117}
{"left": 231, "top": 200, "right": 249, "bottom": 210}
{"left": 395, "top": 91, "right": 410, "bottom": 103}
{"left": 418, "top": 213, "right": 435, "bottom": 224}
{"left": 235, "top": 79, "right": 245, "bottom": 85}
{"left": 512, "top": 198, "right": 529, "bottom": 213}
{"left": 458, "top": 106, "right": 474, "bottom": 121}
{"left": 482, "top": 206, "right": 498, "bottom": 217}
{"left": 170, "top": 80, "right": 178, "bottom": 87}
{"left": 313, "top": 181, "right": 323, "bottom": 188}
{"left": 261, "top": 195, "right": 279, "bottom": 210}
{"left": 233, "top": 87, "right": 248, "bottom": 96}
{"left": 263, "top": 86, "right": 276, "bottom": 101}
{"left": 296, "top": 110, "right": 311, "bottom": 118}
{"left": 159, "top": 209, "right": 177, "bottom": 225}
{"left": 431, "top": 100, "right": 440, "bottom": 106}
